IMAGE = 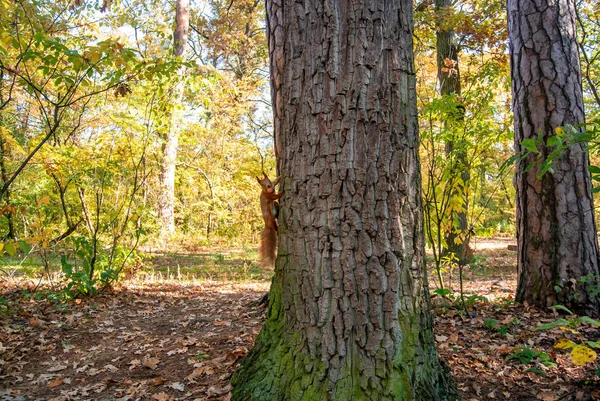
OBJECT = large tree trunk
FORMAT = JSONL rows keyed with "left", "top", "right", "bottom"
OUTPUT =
{"left": 157, "top": 0, "right": 189, "bottom": 241}
{"left": 435, "top": 0, "right": 471, "bottom": 264}
{"left": 231, "top": 0, "right": 457, "bottom": 399}
{"left": 508, "top": 0, "right": 600, "bottom": 317}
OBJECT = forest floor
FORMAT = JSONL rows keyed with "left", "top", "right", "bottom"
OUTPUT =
{"left": 1, "top": 238, "right": 599, "bottom": 401}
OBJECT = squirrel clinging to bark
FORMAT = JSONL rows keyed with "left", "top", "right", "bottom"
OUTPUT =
{"left": 257, "top": 173, "right": 283, "bottom": 268}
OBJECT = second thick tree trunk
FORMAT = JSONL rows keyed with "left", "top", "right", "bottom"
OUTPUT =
{"left": 508, "top": 0, "right": 600, "bottom": 317}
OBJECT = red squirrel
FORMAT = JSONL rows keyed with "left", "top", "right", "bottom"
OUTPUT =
{"left": 257, "top": 173, "right": 283, "bottom": 268}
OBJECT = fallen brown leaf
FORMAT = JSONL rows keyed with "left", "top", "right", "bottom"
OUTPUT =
{"left": 435, "top": 334, "right": 448, "bottom": 343}
{"left": 151, "top": 393, "right": 173, "bottom": 401}
{"left": 207, "top": 384, "right": 232, "bottom": 397}
{"left": 537, "top": 391, "right": 558, "bottom": 401}
{"left": 129, "top": 359, "right": 141, "bottom": 370}
{"left": 149, "top": 377, "right": 167, "bottom": 386}
{"left": 143, "top": 356, "right": 160, "bottom": 370}
{"left": 47, "top": 377, "right": 64, "bottom": 388}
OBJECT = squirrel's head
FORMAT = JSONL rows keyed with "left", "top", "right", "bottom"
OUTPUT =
{"left": 256, "top": 173, "right": 280, "bottom": 194}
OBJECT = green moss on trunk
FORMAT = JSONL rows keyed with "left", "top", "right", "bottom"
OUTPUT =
{"left": 231, "top": 268, "right": 458, "bottom": 401}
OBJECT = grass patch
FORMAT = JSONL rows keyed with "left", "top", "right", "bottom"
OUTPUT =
{"left": 142, "top": 249, "right": 271, "bottom": 282}
{"left": 0, "top": 247, "right": 271, "bottom": 283}
{"left": 0, "top": 254, "right": 62, "bottom": 277}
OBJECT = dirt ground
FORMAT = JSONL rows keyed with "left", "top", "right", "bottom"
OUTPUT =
{"left": 1, "top": 238, "right": 599, "bottom": 401}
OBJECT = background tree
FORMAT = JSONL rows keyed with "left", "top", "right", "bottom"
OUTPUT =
{"left": 231, "top": 0, "right": 457, "bottom": 399}
{"left": 415, "top": 0, "right": 513, "bottom": 288}
{"left": 508, "top": 0, "right": 600, "bottom": 316}
{"left": 575, "top": 0, "right": 600, "bottom": 115}
{"left": 156, "top": 0, "right": 190, "bottom": 241}
{"left": 434, "top": 0, "right": 472, "bottom": 264}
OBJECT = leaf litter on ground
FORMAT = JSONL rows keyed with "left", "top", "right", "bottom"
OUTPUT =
{"left": 0, "top": 239, "right": 598, "bottom": 400}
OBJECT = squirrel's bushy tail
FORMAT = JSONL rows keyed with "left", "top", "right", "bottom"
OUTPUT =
{"left": 259, "top": 227, "right": 277, "bottom": 268}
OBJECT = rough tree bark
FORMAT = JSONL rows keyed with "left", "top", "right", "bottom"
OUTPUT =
{"left": 508, "top": 0, "right": 600, "bottom": 317}
{"left": 157, "top": 0, "right": 189, "bottom": 241}
{"left": 435, "top": 0, "right": 471, "bottom": 264}
{"left": 231, "top": 0, "right": 457, "bottom": 399}
{"left": 435, "top": 0, "right": 461, "bottom": 97}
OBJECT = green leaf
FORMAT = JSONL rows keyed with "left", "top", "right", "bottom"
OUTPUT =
{"left": 587, "top": 341, "right": 600, "bottom": 349}
{"left": 588, "top": 165, "right": 600, "bottom": 174}
{"left": 535, "top": 318, "right": 570, "bottom": 331}
{"left": 524, "top": 367, "right": 546, "bottom": 376}
{"left": 552, "top": 305, "right": 574, "bottom": 315}
{"left": 521, "top": 138, "right": 540, "bottom": 154}
{"left": 578, "top": 316, "right": 600, "bottom": 327}
{"left": 61, "top": 255, "right": 72, "bottom": 276}
{"left": 18, "top": 241, "right": 32, "bottom": 254}
{"left": 546, "top": 136, "right": 560, "bottom": 147}
{"left": 433, "top": 288, "right": 452, "bottom": 297}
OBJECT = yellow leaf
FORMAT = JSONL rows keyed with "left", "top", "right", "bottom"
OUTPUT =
{"left": 559, "top": 326, "right": 580, "bottom": 335}
{"left": 0, "top": 32, "right": 12, "bottom": 48}
{"left": 5, "top": 243, "right": 15, "bottom": 256}
{"left": 555, "top": 126, "right": 566, "bottom": 136}
{"left": 115, "top": 57, "right": 125, "bottom": 68}
{"left": 90, "top": 48, "right": 101, "bottom": 64}
{"left": 554, "top": 338, "right": 576, "bottom": 349}
{"left": 0, "top": 243, "right": 3, "bottom": 252}
{"left": 570, "top": 345, "right": 597, "bottom": 366}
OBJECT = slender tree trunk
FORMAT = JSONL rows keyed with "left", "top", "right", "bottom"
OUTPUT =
{"left": 508, "top": 0, "right": 600, "bottom": 317}
{"left": 0, "top": 110, "right": 15, "bottom": 240}
{"left": 0, "top": 135, "right": 15, "bottom": 240}
{"left": 157, "top": 0, "right": 189, "bottom": 241}
{"left": 435, "top": 0, "right": 471, "bottom": 264}
{"left": 231, "top": 0, "right": 457, "bottom": 399}
{"left": 575, "top": 5, "right": 600, "bottom": 109}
